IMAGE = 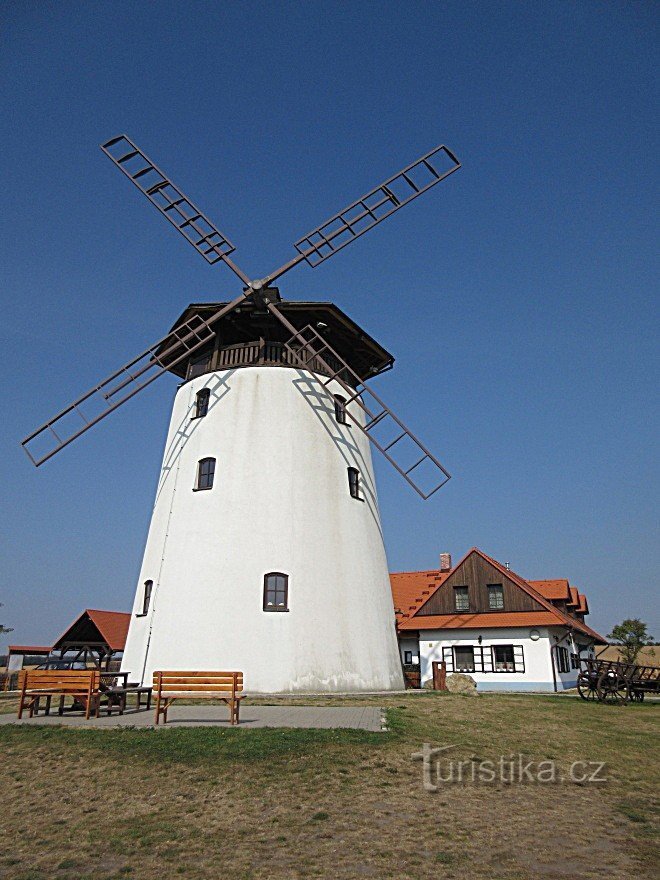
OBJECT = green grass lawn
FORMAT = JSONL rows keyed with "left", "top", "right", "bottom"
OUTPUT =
{"left": 0, "top": 692, "right": 657, "bottom": 879}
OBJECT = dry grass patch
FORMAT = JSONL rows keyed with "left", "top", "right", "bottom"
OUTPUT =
{"left": 0, "top": 693, "right": 657, "bottom": 879}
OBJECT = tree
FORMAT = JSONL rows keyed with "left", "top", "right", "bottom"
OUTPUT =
{"left": 0, "top": 603, "right": 12, "bottom": 636}
{"left": 607, "top": 618, "right": 654, "bottom": 664}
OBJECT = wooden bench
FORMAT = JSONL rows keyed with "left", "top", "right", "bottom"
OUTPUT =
{"left": 18, "top": 670, "right": 101, "bottom": 720}
{"left": 153, "top": 671, "right": 244, "bottom": 725}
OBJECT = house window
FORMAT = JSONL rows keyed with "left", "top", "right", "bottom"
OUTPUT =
{"left": 347, "top": 467, "right": 361, "bottom": 499}
{"left": 195, "top": 457, "right": 215, "bottom": 490}
{"left": 404, "top": 650, "right": 413, "bottom": 665}
{"left": 556, "top": 646, "right": 570, "bottom": 673}
{"left": 492, "top": 644, "right": 515, "bottom": 672}
{"left": 194, "top": 388, "right": 210, "bottom": 418}
{"left": 263, "top": 572, "right": 289, "bottom": 612}
{"left": 453, "top": 645, "right": 475, "bottom": 672}
{"left": 570, "top": 652, "right": 579, "bottom": 669}
{"left": 454, "top": 586, "right": 469, "bottom": 612}
{"left": 136, "top": 580, "right": 153, "bottom": 616}
{"left": 334, "top": 394, "right": 347, "bottom": 424}
{"left": 488, "top": 584, "right": 504, "bottom": 610}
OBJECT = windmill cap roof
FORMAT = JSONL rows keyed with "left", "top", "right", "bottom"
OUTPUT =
{"left": 159, "top": 299, "right": 394, "bottom": 381}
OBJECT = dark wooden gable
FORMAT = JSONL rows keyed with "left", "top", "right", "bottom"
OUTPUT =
{"left": 52, "top": 612, "right": 105, "bottom": 649}
{"left": 415, "top": 551, "right": 546, "bottom": 616}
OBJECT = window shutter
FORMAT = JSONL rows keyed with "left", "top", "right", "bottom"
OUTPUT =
{"left": 483, "top": 646, "right": 493, "bottom": 672}
{"left": 442, "top": 646, "right": 454, "bottom": 672}
{"left": 513, "top": 645, "right": 525, "bottom": 673}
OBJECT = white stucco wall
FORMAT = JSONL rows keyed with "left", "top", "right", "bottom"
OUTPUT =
{"left": 418, "top": 627, "right": 558, "bottom": 691}
{"left": 121, "top": 365, "right": 404, "bottom": 692}
{"left": 399, "top": 637, "right": 420, "bottom": 665}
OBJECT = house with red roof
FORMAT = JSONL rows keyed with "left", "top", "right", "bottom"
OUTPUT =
{"left": 391, "top": 548, "right": 606, "bottom": 692}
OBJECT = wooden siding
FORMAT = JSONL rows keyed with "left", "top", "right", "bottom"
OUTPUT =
{"left": 416, "top": 552, "right": 545, "bottom": 616}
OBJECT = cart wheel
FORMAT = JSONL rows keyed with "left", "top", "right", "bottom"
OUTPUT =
{"left": 597, "top": 670, "right": 627, "bottom": 704}
{"left": 577, "top": 671, "right": 598, "bottom": 701}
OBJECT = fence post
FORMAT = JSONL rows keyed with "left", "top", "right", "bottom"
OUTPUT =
{"left": 432, "top": 660, "right": 447, "bottom": 691}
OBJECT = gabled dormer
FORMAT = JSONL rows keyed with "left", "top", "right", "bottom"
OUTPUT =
{"left": 414, "top": 548, "right": 546, "bottom": 616}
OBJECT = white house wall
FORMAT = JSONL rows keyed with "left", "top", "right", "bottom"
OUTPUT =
{"left": 418, "top": 627, "right": 558, "bottom": 691}
{"left": 121, "top": 366, "right": 404, "bottom": 693}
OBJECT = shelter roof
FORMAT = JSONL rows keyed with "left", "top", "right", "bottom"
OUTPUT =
{"left": 52, "top": 610, "right": 130, "bottom": 652}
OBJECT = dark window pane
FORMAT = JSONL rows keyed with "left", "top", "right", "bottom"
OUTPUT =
{"left": 195, "top": 389, "right": 210, "bottom": 418}
{"left": 454, "top": 646, "right": 475, "bottom": 672}
{"left": 488, "top": 584, "right": 504, "bottom": 610}
{"left": 348, "top": 467, "right": 360, "bottom": 498}
{"left": 264, "top": 572, "right": 289, "bottom": 612}
{"left": 493, "top": 644, "right": 514, "bottom": 671}
{"left": 197, "top": 457, "right": 215, "bottom": 489}
{"left": 142, "top": 580, "right": 153, "bottom": 615}
{"left": 334, "top": 395, "right": 347, "bottom": 424}
{"left": 454, "top": 586, "right": 469, "bottom": 612}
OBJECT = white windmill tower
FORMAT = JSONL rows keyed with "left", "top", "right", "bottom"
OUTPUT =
{"left": 22, "top": 136, "right": 461, "bottom": 692}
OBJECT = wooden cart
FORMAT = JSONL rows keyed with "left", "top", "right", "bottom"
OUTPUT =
{"left": 577, "top": 658, "right": 659, "bottom": 704}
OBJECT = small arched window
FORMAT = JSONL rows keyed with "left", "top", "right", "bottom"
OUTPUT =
{"left": 194, "top": 388, "right": 210, "bottom": 418}
{"left": 195, "top": 457, "right": 216, "bottom": 490}
{"left": 138, "top": 580, "right": 152, "bottom": 616}
{"left": 347, "top": 466, "right": 360, "bottom": 499}
{"left": 263, "top": 572, "right": 289, "bottom": 612}
{"left": 334, "top": 394, "right": 347, "bottom": 424}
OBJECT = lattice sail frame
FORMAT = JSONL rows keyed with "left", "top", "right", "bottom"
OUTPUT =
{"left": 23, "top": 136, "right": 461, "bottom": 497}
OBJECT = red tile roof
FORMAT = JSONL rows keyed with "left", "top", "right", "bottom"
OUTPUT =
{"left": 390, "top": 570, "right": 450, "bottom": 619}
{"left": 568, "top": 586, "right": 580, "bottom": 607}
{"left": 529, "top": 579, "right": 571, "bottom": 601}
{"left": 85, "top": 610, "right": 131, "bottom": 651}
{"left": 51, "top": 609, "right": 131, "bottom": 652}
{"left": 8, "top": 645, "right": 51, "bottom": 654}
{"left": 399, "top": 611, "right": 562, "bottom": 631}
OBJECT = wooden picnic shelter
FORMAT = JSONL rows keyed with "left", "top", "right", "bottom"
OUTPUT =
{"left": 50, "top": 609, "right": 130, "bottom": 669}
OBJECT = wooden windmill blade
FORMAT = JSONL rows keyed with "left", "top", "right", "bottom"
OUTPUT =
{"left": 101, "top": 135, "right": 251, "bottom": 285}
{"left": 260, "top": 144, "right": 461, "bottom": 286}
{"left": 20, "top": 293, "right": 248, "bottom": 466}
{"left": 23, "top": 135, "right": 460, "bottom": 497}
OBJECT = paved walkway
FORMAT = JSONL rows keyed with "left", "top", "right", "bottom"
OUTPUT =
{"left": 0, "top": 704, "right": 384, "bottom": 731}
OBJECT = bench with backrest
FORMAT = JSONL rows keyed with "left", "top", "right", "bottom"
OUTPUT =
{"left": 18, "top": 670, "right": 101, "bottom": 720}
{"left": 153, "top": 671, "right": 244, "bottom": 725}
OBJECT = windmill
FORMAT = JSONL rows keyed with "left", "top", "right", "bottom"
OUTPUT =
{"left": 22, "top": 136, "right": 461, "bottom": 691}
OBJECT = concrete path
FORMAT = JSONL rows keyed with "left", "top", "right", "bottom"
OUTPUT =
{"left": 0, "top": 704, "right": 385, "bottom": 731}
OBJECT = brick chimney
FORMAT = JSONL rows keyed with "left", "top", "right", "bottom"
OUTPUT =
{"left": 439, "top": 552, "right": 452, "bottom": 572}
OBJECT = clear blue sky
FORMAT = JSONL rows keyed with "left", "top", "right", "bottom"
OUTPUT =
{"left": 1, "top": 2, "right": 658, "bottom": 652}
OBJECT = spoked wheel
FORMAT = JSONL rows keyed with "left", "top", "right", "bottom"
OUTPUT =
{"left": 577, "top": 671, "right": 598, "bottom": 701}
{"left": 628, "top": 688, "right": 645, "bottom": 703}
{"left": 597, "top": 670, "right": 628, "bottom": 704}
